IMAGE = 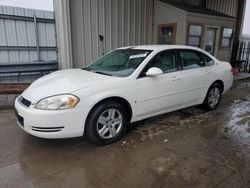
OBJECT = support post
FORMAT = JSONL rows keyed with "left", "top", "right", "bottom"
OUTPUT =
{"left": 231, "top": 0, "right": 246, "bottom": 67}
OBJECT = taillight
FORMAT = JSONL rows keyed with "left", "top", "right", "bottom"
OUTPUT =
{"left": 231, "top": 67, "right": 237, "bottom": 74}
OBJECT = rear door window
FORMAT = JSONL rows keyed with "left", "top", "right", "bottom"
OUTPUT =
{"left": 203, "top": 54, "right": 215, "bottom": 66}
{"left": 179, "top": 50, "right": 205, "bottom": 70}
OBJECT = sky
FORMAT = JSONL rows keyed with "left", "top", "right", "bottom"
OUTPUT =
{"left": 0, "top": 0, "right": 53, "bottom": 11}
{"left": 0, "top": 0, "right": 249, "bottom": 35}
{"left": 242, "top": 0, "right": 250, "bottom": 36}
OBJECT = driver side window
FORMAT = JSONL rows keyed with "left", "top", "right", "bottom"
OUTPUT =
{"left": 145, "top": 50, "right": 177, "bottom": 74}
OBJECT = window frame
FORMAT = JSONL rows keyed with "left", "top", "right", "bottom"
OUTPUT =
{"left": 138, "top": 49, "right": 180, "bottom": 79}
{"left": 220, "top": 27, "right": 233, "bottom": 48}
{"left": 186, "top": 23, "right": 204, "bottom": 48}
{"left": 202, "top": 53, "right": 215, "bottom": 66}
{"left": 177, "top": 49, "right": 206, "bottom": 70}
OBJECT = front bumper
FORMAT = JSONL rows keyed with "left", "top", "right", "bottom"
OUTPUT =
{"left": 14, "top": 97, "right": 88, "bottom": 139}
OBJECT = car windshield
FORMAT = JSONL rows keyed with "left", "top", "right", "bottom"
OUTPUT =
{"left": 85, "top": 49, "right": 152, "bottom": 77}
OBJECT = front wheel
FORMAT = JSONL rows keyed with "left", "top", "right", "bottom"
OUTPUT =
{"left": 85, "top": 101, "right": 128, "bottom": 144}
{"left": 202, "top": 83, "right": 222, "bottom": 111}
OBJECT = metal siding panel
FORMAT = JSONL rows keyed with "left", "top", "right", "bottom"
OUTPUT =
{"left": 45, "top": 23, "right": 56, "bottom": 46}
{"left": 29, "top": 52, "right": 37, "bottom": 62}
{"left": 69, "top": 0, "right": 82, "bottom": 67}
{"left": 117, "top": 0, "right": 124, "bottom": 47}
{"left": 40, "top": 51, "right": 48, "bottom": 61}
{"left": 38, "top": 22, "right": 47, "bottom": 46}
{"left": 111, "top": 0, "right": 116, "bottom": 49}
{"left": 206, "top": 0, "right": 238, "bottom": 17}
{"left": 0, "top": 6, "right": 57, "bottom": 63}
{"left": 16, "top": 20, "right": 29, "bottom": 62}
{"left": 13, "top": 7, "right": 25, "bottom": 16}
{"left": 35, "top": 10, "right": 45, "bottom": 18}
{"left": 9, "top": 51, "right": 19, "bottom": 63}
{"left": 129, "top": 0, "right": 135, "bottom": 45}
{"left": 0, "top": 51, "right": 9, "bottom": 63}
{"left": 229, "top": 0, "right": 233, "bottom": 16}
{"left": 19, "top": 51, "right": 30, "bottom": 62}
{"left": 0, "top": 19, "right": 9, "bottom": 64}
{"left": 44, "top": 11, "right": 55, "bottom": 19}
{"left": 104, "top": 0, "right": 111, "bottom": 52}
{"left": 47, "top": 51, "right": 57, "bottom": 60}
{"left": 233, "top": 0, "right": 238, "bottom": 17}
{"left": 115, "top": 0, "right": 119, "bottom": 48}
{"left": 98, "top": 0, "right": 105, "bottom": 55}
{"left": 69, "top": 0, "right": 152, "bottom": 66}
{"left": 138, "top": 0, "right": 142, "bottom": 45}
{"left": 26, "top": 22, "right": 36, "bottom": 46}
{"left": 91, "top": 0, "right": 99, "bottom": 60}
{"left": 24, "top": 9, "right": 35, "bottom": 17}
{"left": 83, "top": 0, "right": 93, "bottom": 65}
{"left": 121, "top": 0, "right": 125, "bottom": 45}
{"left": 2, "top": 6, "right": 14, "bottom": 14}
{"left": 4, "top": 20, "right": 17, "bottom": 46}
{"left": 124, "top": 0, "right": 130, "bottom": 46}
{"left": 0, "top": 20, "right": 7, "bottom": 46}
{"left": 16, "top": 21, "right": 28, "bottom": 46}
{"left": 143, "top": 0, "right": 147, "bottom": 44}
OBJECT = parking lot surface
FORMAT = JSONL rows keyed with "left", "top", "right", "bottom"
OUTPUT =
{"left": 1, "top": 80, "right": 250, "bottom": 188}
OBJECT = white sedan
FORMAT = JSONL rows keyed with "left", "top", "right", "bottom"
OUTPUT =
{"left": 14, "top": 45, "right": 233, "bottom": 144}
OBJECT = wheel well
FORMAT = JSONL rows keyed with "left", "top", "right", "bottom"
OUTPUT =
{"left": 213, "top": 80, "right": 224, "bottom": 93}
{"left": 88, "top": 97, "right": 133, "bottom": 122}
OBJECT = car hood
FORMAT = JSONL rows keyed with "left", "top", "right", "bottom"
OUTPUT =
{"left": 22, "top": 69, "right": 118, "bottom": 102}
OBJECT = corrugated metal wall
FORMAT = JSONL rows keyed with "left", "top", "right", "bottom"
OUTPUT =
{"left": 168, "top": 0, "right": 239, "bottom": 17}
{"left": 69, "top": 0, "right": 153, "bottom": 67}
{"left": 206, "top": 0, "right": 239, "bottom": 17}
{"left": 0, "top": 6, "right": 57, "bottom": 64}
{"left": 171, "top": 0, "right": 203, "bottom": 6}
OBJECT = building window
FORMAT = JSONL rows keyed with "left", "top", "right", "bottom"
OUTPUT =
{"left": 158, "top": 23, "right": 177, "bottom": 45}
{"left": 187, "top": 25, "right": 203, "bottom": 47}
{"left": 221, "top": 28, "right": 233, "bottom": 48}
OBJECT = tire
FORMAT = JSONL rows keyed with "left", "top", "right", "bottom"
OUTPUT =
{"left": 202, "top": 83, "right": 222, "bottom": 111}
{"left": 85, "top": 101, "right": 128, "bottom": 145}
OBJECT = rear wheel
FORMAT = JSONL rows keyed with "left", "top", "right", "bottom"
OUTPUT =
{"left": 85, "top": 101, "right": 128, "bottom": 144}
{"left": 202, "top": 83, "right": 222, "bottom": 111}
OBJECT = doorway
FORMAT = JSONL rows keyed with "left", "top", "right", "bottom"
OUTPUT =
{"left": 204, "top": 27, "right": 217, "bottom": 55}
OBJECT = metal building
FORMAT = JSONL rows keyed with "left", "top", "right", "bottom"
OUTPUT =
{"left": 0, "top": 6, "right": 57, "bottom": 64}
{"left": 54, "top": 0, "right": 246, "bottom": 69}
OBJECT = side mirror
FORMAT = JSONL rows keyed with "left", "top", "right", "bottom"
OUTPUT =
{"left": 146, "top": 67, "right": 163, "bottom": 77}
{"left": 206, "top": 60, "right": 215, "bottom": 66}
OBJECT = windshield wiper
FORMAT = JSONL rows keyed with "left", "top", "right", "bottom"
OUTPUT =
{"left": 94, "top": 71, "right": 112, "bottom": 76}
{"left": 82, "top": 67, "right": 91, "bottom": 71}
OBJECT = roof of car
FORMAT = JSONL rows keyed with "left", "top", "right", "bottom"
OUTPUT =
{"left": 118, "top": 45, "right": 202, "bottom": 51}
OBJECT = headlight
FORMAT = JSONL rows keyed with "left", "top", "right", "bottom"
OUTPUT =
{"left": 35, "top": 94, "right": 79, "bottom": 110}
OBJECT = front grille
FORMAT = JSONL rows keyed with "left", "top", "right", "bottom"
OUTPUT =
{"left": 19, "top": 96, "right": 31, "bottom": 107}
{"left": 31, "top": 126, "right": 64, "bottom": 132}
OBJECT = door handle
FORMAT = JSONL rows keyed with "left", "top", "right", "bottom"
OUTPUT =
{"left": 171, "top": 76, "right": 181, "bottom": 81}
